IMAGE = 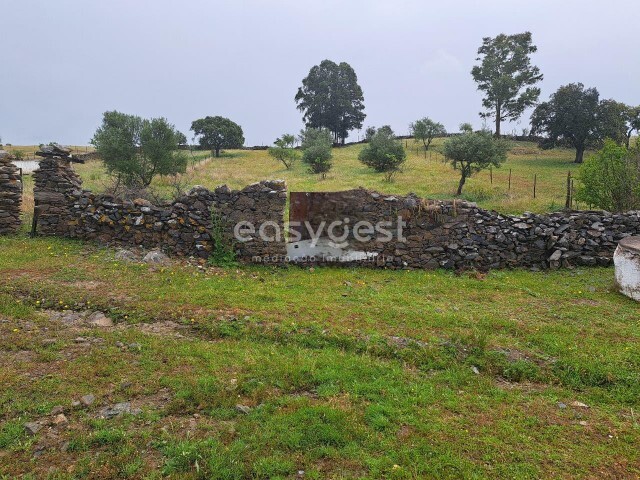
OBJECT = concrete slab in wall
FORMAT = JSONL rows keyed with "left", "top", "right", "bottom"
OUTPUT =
{"left": 614, "top": 237, "right": 640, "bottom": 301}
{"left": 287, "top": 237, "right": 378, "bottom": 262}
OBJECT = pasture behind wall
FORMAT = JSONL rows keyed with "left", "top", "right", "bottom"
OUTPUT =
{"left": 2, "top": 157, "right": 639, "bottom": 271}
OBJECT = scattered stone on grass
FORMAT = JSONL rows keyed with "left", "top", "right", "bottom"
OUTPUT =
{"left": 235, "top": 404, "right": 252, "bottom": 415}
{"left": 24, "top": 422, "right": 42, "bottom": 436}
{"left": 98, "top": 402, "right": 141, "bottom": 419}
{"left": 87, "top": 311, "right": 113, "bottom": 327}
{"left": 143, "top": 250, "right": 170, "bottom": 265}
{"left": 114, "top": 249, "right": 138, "bottom": 262}
{"left": 51, "top": 414, "right": 68, "bottom": 427}
{"left": 50, "top": 405, "right": 64, "bottom": 415}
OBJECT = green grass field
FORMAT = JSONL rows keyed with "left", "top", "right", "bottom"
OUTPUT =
{"left": 0, "top": 235, "right": 639, "bottom": 478}
{"left": 3, "top": 140, "right": 639, "bottom": 478}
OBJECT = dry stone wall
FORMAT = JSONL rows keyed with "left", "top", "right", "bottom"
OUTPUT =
{"left": 27, "top": 160, "right": 640, "bottom": 270}
{"left": 286, "top": 189, "right": 640, "bottom": 270}
{"left": 0, "top": 150, "right": 22, "bottom": 234}
{"left": 32, "top": 160, "right": 286, "bottom": 259}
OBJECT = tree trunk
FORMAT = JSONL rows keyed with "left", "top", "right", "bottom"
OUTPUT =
{"left": 495, "top": 103, "right": 501, "bottom": 137}
{"left": 574, "top": 146, "right": 585, "bottom": 164}
{"left": 215, "top": 148, "right": 220, "bottom": 158}
{"left": 456, "top": 173, "right": 467, "bottom": 196}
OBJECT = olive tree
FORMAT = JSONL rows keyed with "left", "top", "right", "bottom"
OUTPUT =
{"left": 358, "top": 127, "right": 406, "bottom": 181}
{"left": 300, "top": 128, "right": 333, "bottom": 178}
{"left": 91, "top": 111, "right": 187, "bottom": 187}
{"left": 459, "top": 122, "right": 474, "bottom": 134}
{"left": 410, "top": 117, "right": 446, "bottom": 151}
{"left": 443, "top": 129, "right": 509, "bottom": 195}
{"left": 268, "top": 134, "right": 299, "bottom": 169}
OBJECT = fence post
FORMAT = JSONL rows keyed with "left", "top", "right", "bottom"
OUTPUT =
{"left": 533, "top": 174, "right": 537, "bottom": 198}
{"left": 571, "top": 179, "right": 575, "bottom": 209}
{"left": 508, "top": 169, "right": 512, "bottom": 191}
{"left": 565, "top": 171, "right": 572, "bottom": 209}
{"left": 30, "top": 200, "right": 39, "bottom": 237}
{"left": 490, "top": 167, "right": 493, "bottom": 185}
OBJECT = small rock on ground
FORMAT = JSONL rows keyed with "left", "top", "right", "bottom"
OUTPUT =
{"left": 114, "top": 249, "right": 138, "bottom": 262}
{"left": 142, "top": 250, "right": 170, "bottom": 265}
{"left": 52, "top": 414, "right": 68, "bottom": 426}
{"left": 87, "top": 311, "right": 113, "bottom": 327}
{"left": 24, "top": 422, "right": 42, "bottom": 436}
{"left": 99, "top": 402, "right": 141, "bottom": 419}
{"left": 235, "top": 404, "right": 252, "bottom": 415}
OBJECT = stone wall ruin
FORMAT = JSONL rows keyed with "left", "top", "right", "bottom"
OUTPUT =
{"left": 1, "top": 158, "right": 636, "bottom": 270}
{"left": 0, "top": 150, "right": 22, "bottom": 234}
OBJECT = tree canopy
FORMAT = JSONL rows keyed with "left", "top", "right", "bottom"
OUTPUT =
{"left": 91, "top": 111, "right": 187, "bottom": 188}
{"left": 596, "top": 99, "right": 629, "bottom": 145}
{"left": 410, "top": 117, "right": 446, "bottom": 151}
{"left": 175, "top": 131, "right": 188, "bottom": 146}
{"left": 295, "top": 60, "right": 366, "bottom": 144}
{"left": 443, "top": 129, "right": 509, "bottom": 195}
{"left": 190, "top": 116, "right": 244, "bottom": 157}
{"left": 300, "top": 128, "right": 333, "bottom": 177}
{"left": 358, "top": 126, "right": 406, "bottom": 180}
{"left": 530, "top": 83, "right": 627, "bottom": 163}
{"left": 471, "top": 32, "right": 543, "bottom": 136}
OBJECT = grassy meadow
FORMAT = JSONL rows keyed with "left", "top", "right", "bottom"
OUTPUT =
{"left": 17, "top": 139, "right": 581, "bottom": 217}
{"left": 0, "top": 236, "right": 639, "bottom": 478}
{"left": 2, "top": 139, "right": 639, "bottom": 478}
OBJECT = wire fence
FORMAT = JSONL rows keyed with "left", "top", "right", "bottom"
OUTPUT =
{"left": 410, "top": 146, "right": 582, "bottom": 209}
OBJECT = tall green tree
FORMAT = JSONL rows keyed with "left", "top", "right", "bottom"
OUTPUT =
{"left": 91, "top": 111, "right": 187, "bottom": 187}
{"left": 190, "top": 116, "right": 244, "bottom": 157}
{"left": 625, "top": 106, "right": 640, "bottom": 148}
{"left": 358, "top": 126, "right": 406, "bottom": 181}
{"left": 295, "top": 60, "right": 366, "bottom": 144}
{"left": 443, "top": 129, "right": 509, "bottom": 195}
{"left": 471, "top": 32, "right": 543, "bottom": 137}
{"left": 410, "top": 117, "right": 446, "bottom": 151}
{"left": 530, "top": 83, "right": 624, "bottom": 164}
{"left": 597, "top": 99, "right": 629, "bottom": 145}
{"left": 267, "top": 134, "right": 299, "bottom": 169}
{"left": 300, "top": 128, "right": 333, "bottom": 178}
{"left": 577, "top": 140, "right": 640, "bottom": 212}
{"left": 176, "top": 131, "right": 188, "bottom": 147}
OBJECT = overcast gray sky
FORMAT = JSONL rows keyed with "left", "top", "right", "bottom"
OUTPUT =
{"left": 1, "top": 0, "right": 638, "bottom": 146}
